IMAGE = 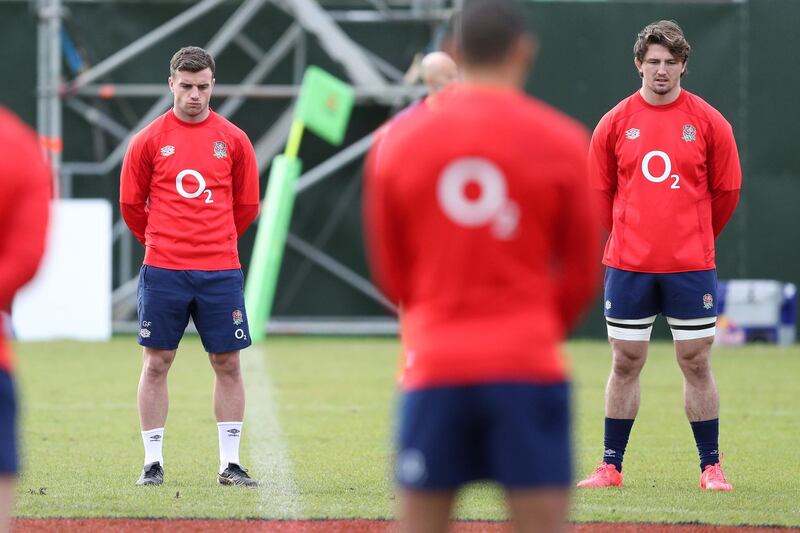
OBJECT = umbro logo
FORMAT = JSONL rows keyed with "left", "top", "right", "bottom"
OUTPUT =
{"left": 160, "top": 145, "right": 175, "bottom": 157}
{"left": 149, "top": 435, "right": 162, "bottom": 442}
{"left": 604, "top": 449, "right": 616, "bottom": 457}
{"left": 227, "top": 429, "right": 240, "bottom": 437}
{"left": 625, "top": 128, "right": 640, "bottom": 140}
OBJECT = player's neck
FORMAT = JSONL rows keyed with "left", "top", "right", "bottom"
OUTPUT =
{"left": 464, "top": 69, "right": 521, "bottom": 89}
{"left": 462, "top": 64, "right": 526, "bottom": 90}
{"left": 639, "top": 85, "right": 682, "bottom": 106}
{"left": 172, "top": 107, "right": 211, "bottom": 124}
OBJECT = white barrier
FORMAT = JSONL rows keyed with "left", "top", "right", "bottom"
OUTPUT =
{"left": 12, "top": 199, "right": 112, "bottom": 341}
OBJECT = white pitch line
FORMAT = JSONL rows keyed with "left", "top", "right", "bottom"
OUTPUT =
{"left": 241, "top": 345, "right": 302, "bottom": 518}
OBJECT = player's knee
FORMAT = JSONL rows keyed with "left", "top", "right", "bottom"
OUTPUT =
{"left": 677, "top": 350, "right": 712, "bottom": 379}
{"left": 209, "top": 352, "right": 241, "bottom": 378}
{"left": 143, "top": 351, "right": 175, "bottom": 378}
{"left": 610, "top": 346, "right": 646, "bottom": 378}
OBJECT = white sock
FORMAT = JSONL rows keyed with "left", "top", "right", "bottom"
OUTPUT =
{"left": 217, "top": 422, "right": 243, "bottom": 474}
{"left": 142, "top": 427, "right": 164, "bottom": 466}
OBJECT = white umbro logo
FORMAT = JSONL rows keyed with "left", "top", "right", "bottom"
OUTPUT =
{"left": 625, "top": 128, "right": 640, "bottom": 140}
{"left": 160, "top": 145, "right": 175, "bottom": 157}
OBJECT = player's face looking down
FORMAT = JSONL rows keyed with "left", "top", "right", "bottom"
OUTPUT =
{"left": 635, "top": 44, "right": 685, "bottom": 97}
{"left": 169, "top": 68, "right": 215, "bottom": 122}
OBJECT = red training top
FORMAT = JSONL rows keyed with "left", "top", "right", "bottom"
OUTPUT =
{"left": 364, "top": 85, "right": 601, "bottom": 391}
{"left": 0, "top": 107, "right": 52, "bottom": 373}
{"left": 589, "top": 89, "right": 741, "bottom": 273}
{"left": 120, "top": 109, "right": 260, "bottom": 270}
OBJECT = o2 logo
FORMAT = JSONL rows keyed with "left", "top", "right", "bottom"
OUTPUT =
{"left": 176, "top": 169, "right": 214, "bottom": 203}
{"left": 641, "top": 150, "right": 680, "bottom": 189}
{"left": 436, "top": 157, "right": 519, "bottom": 240}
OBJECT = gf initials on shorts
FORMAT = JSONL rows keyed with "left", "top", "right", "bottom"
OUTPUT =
{"left": 641, "top": 150, "right": 681, "bottom": 190}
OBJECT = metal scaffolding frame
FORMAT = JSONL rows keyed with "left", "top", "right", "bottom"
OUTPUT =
{"left": 35, "top": 0, "right": 456, "bottom": 335}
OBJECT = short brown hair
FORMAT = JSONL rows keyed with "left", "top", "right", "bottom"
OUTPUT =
{"left": 458, "top": 0, "right": 527, "bottom": 66}
{"left": 169, "top": 46, "right": 215, "bottom": 77}
{"left": 633, "top": 20, "right": 691, "bottom": 64}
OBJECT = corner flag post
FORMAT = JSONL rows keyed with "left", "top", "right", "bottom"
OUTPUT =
{"left": 245, "top": 66, "right": 355, "bottom": 342}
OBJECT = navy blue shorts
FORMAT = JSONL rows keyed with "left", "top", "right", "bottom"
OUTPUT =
{"left": 604, "top": 267, "right": 718, "bottom": 341}
{"left": 137, "top": 265, "right": 252, "bottom": 353}
{"left": 396, "top": 382, "right": 572, "bottom": 490}
{"left": 0, "top": 371, "right": 18, "bottom": 475}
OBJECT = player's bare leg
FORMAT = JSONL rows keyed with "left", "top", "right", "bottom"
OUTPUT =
{"left": 0, "top": 477, "right": 13, "bottom": 533}
{"left": 399, "top": 489, "right": 455, "bottom": 533}
{"left": 138, "top": 347, "right": 177, "bottom": 430}
{"left": 578, "top": 338, "right": 649, "bottom": 487}
{"left": 675, "top": 336, "right": 718, "bottom": 421}
{"left": 675, "top": 336, "right": 731, "bottom": 490}
{"left": 506, "top": 488, "right": 570, "bottom": 533}
{"left": 208, "top": 351, "right": 244, "bottom": 422}
{"left": 208, "top": 351, "right": 257, "bottom": 486}
{"left": 606, "top": 339, "right": 649, "bottom": 418}
{"left": 135, "top": 347, "right": 175, "bottom": 484}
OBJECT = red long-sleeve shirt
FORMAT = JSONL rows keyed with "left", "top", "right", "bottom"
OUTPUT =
{"left": 589, "top": 89, "right": 741, "bottom": 272}
{"left": 364, "top": 86, "right": 601, "bottom": 391}
{"left": 120, "top": 109, "right": 260, "bottom": 270}
{"left": 0, "top": 108, "right": 51, "bottom": 372}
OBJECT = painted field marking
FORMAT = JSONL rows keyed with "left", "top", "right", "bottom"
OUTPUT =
{"left": 241, "top": 345, "right": 303, "bottom": 517}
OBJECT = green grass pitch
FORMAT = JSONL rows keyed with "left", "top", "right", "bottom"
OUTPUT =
{"left": 11, "top": 337, "right": 800, "bottom": 526}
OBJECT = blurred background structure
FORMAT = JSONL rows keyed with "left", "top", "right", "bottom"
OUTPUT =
{"left": 3, "top": 0, "right": 798, "bottom": 339}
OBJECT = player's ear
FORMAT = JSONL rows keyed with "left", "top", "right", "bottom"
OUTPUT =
{"left": 508, "top": 33, "right": 537, "bottom": 88}
{"left": 452, "top": 44, "right": 464, "bottom": 67}
{"left": 521, "top": 33, "right": 538, "bottom": 67}
{"left": 168, "top": 76, "right": 174, "bottom": 93}
{"left": 634, "top": 58, "right": 643, "bottom": 78}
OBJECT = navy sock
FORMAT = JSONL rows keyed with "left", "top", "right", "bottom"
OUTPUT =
{"left": 603, "top": 417, "right": 635, "bottom": 473}
{"left": 690, "top": 418, "right": 720, "bottom": 471}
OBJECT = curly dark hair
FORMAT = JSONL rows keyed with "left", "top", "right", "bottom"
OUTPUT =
{"left": 634, "top": 20, "right": 690, "bottom": 64}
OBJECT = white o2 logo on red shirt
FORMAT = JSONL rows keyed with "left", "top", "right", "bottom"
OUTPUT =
{"left": 641, "top": 150, "right": 680, "bottom": 189}
{"left": 437, "top": 157, "right": 519, "bottom": 240}
{"left": 176, "top": 169, "right": 214, "bottom": 203}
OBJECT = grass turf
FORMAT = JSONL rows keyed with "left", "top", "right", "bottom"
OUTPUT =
{"left": 11, "top": 337, "right": 800, "bottom": 526}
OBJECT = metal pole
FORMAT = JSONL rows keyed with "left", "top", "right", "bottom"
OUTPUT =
{"left": 234, "top": 33, "right": 266, "bottom": 63}
{"left": 36, "top": 0, "right": 63, "bottom": 193}
{"left": 73, "top": 83, "right": 421, "bottom": 101}
{"left": 64, "top": 0, "right": 282, "bottom": 178}
{"left": 36, "top": 0, "right": 49, "bottom": 138}
{"left": 69, "top": 0, "right": 226, "bottom": 90}
{"left": 205, "top": 0, "right": 270, "bottom": 56}
{"left": 293, "top": 29, "right": 306, "bottom": 84}
{"left": 218, "top": 24, "right": 302, "bottom": 118}
{"left": 65, "top": 98, "right": 130, "bottom": 141}
{"left": 285, "top": 233, "right": 396, "bottom": 312}
{"left": 295, "top": 132, "right": 376, "bottom": 195}
{"left": 278, "top": 0, "right": 387, "bottom": 88}
{"left": 48, "top": 0, "right": 63, "bottom": 193}
{"left": 254, "top": 107, "right": 296, "bottom": 173}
